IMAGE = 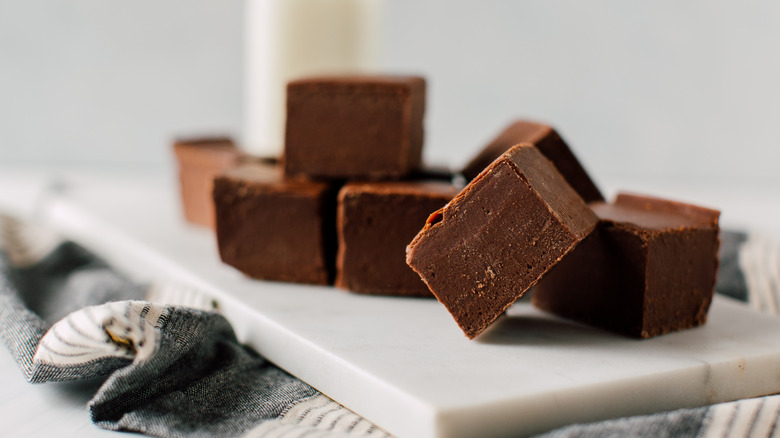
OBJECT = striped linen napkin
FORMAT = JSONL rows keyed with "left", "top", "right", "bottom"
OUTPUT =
{"left": 0, "top": 214, "right": 778, "bottom": 438}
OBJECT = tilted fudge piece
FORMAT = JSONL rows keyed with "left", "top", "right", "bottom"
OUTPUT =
{"left": 284, "top": 75, "right": 425, "bottom": 180}
{"left": 213, "top": 163, "right": 337, "bottom": 285}
{"left": 336, "top": 181, "right": 457, "bottom": 297}
{"left": 407, "top": 144, "right": 598, "bottom": 339}
{"left": 173, "top": 137, "right": 243, "bottom": 228}
{"left": 461, "top": 120, "right": 604, "bottom": 203}
{"left": 533, "top": 193, "right": 720, "bottom": 338}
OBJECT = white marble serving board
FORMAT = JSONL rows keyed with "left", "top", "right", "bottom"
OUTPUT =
{"left": 26, "top": 175, "right": 780, "bottom": 438}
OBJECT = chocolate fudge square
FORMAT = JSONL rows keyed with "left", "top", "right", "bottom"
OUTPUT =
{"left": 213, "top": 163, "right": 337, "bottom": 285}
{"left": 336, "top": 181, "right": 457, "bottom": 297}
{"left": 461, "top": 120, "right": 604, "bottom": 203}
{"left": 407, "top": 144, "right": 598, "bottom": 339}
{"left": 284, "top": 76, "right": 425, "bottom": 180}
{"left": 533, "top": 193, "right": 721, "bottom": 338}
{"left": 173, "top": 137, "right": 242, "bottom": 228}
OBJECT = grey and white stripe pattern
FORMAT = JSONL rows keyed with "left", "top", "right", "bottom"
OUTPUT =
{"left": 699, "top": 396, "right": 780, "bottom": 438}
{"left": 740, "top": 234, "right": 780, "bottom": 316}
{"left": 536, "top": 396, "right": 780, "bottom": 438}
{"left": 245, "top": 394, "right": 391, "bottom": 438}
{"left": 146, "top": 281, "right": 219, "bottom": 312}
{"left": 33, "top": 301, "right": 165, "bottom": 368}
{"left": 0, "top": 214, "right": 334, "bottom": 437}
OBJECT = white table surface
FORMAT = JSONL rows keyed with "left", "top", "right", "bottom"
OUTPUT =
{"left": 0, "top": 350, "right": 117, "bottom": 438}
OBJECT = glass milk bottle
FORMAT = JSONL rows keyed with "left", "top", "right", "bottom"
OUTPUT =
{"left": 244, "top": 0, "right": 381, "bottom": 157}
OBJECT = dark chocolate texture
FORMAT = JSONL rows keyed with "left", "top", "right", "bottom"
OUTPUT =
{"left": 407, "top": 144, "right": 598, "bottom": 339}
{"left": 173, "top": 137, "right": 242, "bottom": 228}
{"left": 213, "top": 163, "right": 337, "bottom": 285}
{"left": 532, "top": 193, "right": 720, "bottom": 338}
{"left": 284, "top": 76, "right": 425, "bottom": 180}
{"left": 461, "top": 120, "right": 604, "bottom": 203}
{"left": 336, "top": 181, "right": 457, "bottom": 297}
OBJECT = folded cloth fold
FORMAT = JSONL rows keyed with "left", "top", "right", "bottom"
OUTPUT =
{"left": 0, "top": 215, "right": 778, "bottom": 438}
{"left": 0, "top": 215, "right": 362, "bottom": 437}
{"left": 89, "top": 304, "right": 318, "bottom": 437}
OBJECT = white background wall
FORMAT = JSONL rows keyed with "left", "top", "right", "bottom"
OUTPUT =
{"left": 0, "top": 0, "right": 244, "bottom": 168}
{"left": 1, "top": 0, "right": 779, "bottom": 186}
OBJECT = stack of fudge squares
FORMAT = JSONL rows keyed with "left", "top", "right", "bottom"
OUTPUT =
{"left": 177, "top": 76, "right": 456, "bottom": 294}
{"left": 174, "top": 75, "right": 721, "bottom": 341}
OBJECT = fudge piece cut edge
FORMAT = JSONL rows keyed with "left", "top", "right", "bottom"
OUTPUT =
{"left": 336, "top": 180, "right": 457, "bottom": 297}
{"left": 407, "top": 144, "right": 598, "bottom": 339}
{"left": 213, "top": 163, "right": 338, "bottom": 285}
